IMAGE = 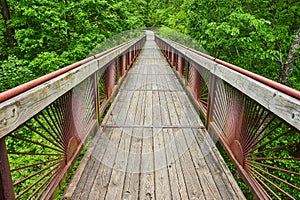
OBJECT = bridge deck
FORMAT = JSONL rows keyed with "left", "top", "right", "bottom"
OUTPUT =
{"left": 64, "top": 39, "right": 245, "bottom": 199}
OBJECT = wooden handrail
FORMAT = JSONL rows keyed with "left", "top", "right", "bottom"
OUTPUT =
{"left": 0, "top": 35, "right": 146, "bottom": 199}
{"left": 155, "top": 34, "right": 300, "bottom": 199}
{"left": 167, "top": 39, "right": 300, "bottom": 100}
{"left": 0, "top": 39, "right": 139, "bottom": 103}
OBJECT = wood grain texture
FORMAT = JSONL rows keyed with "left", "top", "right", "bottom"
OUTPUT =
{"left": 63, "top": 39, "right": 245, "bottom": 200}
{"left": 157, "top": 36, "right": 300, "bottom": 130}
{"left": 0, "top": 38, "right": 141, "bottom": 138}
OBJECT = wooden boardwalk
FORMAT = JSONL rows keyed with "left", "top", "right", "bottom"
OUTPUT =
{"left": 64, "top": 37, "right": 245, "bottom": 199}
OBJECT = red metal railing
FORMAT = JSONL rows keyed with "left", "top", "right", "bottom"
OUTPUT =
{"left": 156, "top": 35, "right": 300, "bottom": 200}
{"left": 0, "top": 36, "right": 146, "bottom": 199}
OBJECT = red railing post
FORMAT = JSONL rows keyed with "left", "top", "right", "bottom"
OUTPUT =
{"left": 134, "top": 46, "right": 137, "bottom": 59}
{"left": 168, "top": 46, "right": 171, "bottom": 62}
{"left": 174, "top": 53, "right": 178, "bottom": 70}
{"left": 185, "top": 61, "right": 190, "bottom": 86}
{"left": 92, "top": 72, "right": 100, "bottom": 122}
{"left": 177, "top": 54, "right": 183, "bottom": 76}
{"left": 105, "top": 61, "right": 116, "bottom": 99}
{"left": 126, "top": 51, "right": 130, "bottom": 69}
{"left": 206, "top": 74, "right": 217, "bottom": 128}
{"left": 171, "top": 48, "right": 175, "bottom": 67}
{"left": 121, "top": 54, "right": 127, "bottom": 76}
{"left": 192, "top": 66, "right": 201, "bottom": 101}
{"left": 129, "top": 48, "right": 132, "bottom": 67}
{"left": 0, "top": 138, "right": 15, "bottom": 200}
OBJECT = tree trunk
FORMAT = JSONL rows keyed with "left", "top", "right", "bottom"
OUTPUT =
{"left": 278, "top": 28, "right": 300, "bottom": 84}
{"left": 1, "top": 0, "right": 15, "bottom": 47}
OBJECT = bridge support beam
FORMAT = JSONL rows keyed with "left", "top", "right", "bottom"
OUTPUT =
{"left": 192, "top": 67, "right": 201, "bottom": 101}
{"left": 177, "top": 54, "right": 184, "bottom": 76}
{"left": 105, "top": 61, "right": 116, "bottom": 99}
{"left": 0, "top": 138, "right": 14, "bottom": 200}
{"left": 121, "top": 54, "right": 127, "bottom": 76}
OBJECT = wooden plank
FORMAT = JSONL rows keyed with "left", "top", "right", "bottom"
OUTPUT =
{"left": 87, "top": 128, "right": 123, "bottom": 200}
{"left": 103, "top": 131, "right": 130, "bottom": 198}
{"left": 193, "top": 130, "right": 238, "bottom": 199}
{"left": 73, "top": 88, "right": 131, "bottom": 199}
{"left": 65, "top": 81, "right": 127, "bottom": 199}
{"left": 153, "top": 91, "right": 172, "bottom": 199}
{"left": 171, "top": 88, "right": 220, "bottom": 199}
{"left": 105, "top": 81, "right": 142, "bottom": 199}
{"left": 86, "top": 84, "right": 135, "bottom": 199}
{"left": 121, "top": 92, "right": 145, "bottom": 200}
{"left": 139, "top": 128, "right": 155, "bottom": 200}
{"left": 139, "top": 89, "right": 155, "bottom": 199}
{"left": 154, "top": 132, "right": 172, "bottom": 200}
{"left": 164, "top": 128, "right": 189, "bottom": 199}
{"left": 156, "top": 36, "right": 300, "bottom": 130}
{"left": 0, "top": 39, "right": 141, "bottom": 138}
{"left": 158, "top": 90, "right": 189, "bottom": 199}
{"left": 186, "top": 128, "right": 223, "bottom": 199}
{"left": 172, "top": 88, "right": 244, "bottom": 199}
{"left": 171, "top": 90, "right": 203, "bottom": 128}
{"left": 121, "top": 128, "right": 143, "bottom": 200}
{"left": 70, "top": 127, "right": 113, "bottom": 199}
{"left": 63, "top": 127, "right": 103, "bottom": 199}
{"left": 166, "top": 91, "right": 210, "bottom": 199}
{"left": 164, "top": 91, "right": 205, "bottom": 199}
{"left": 194, "top": 131, "right": 245, "bottom": 199}
{"left": 175, "top": 129, "right": 205, "bottom": 199}
{"left": 102, "top": 90, "right": 128, "bottom": 125}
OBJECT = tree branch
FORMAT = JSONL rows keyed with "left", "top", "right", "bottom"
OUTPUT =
{"left": 278, "top": 28, "right": 300, "bottom": 84}
{"left": 1, "top": 0, "right": 15, "bottom": 47}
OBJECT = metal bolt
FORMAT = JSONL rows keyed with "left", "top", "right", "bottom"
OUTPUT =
{"left": 1, "top": 119, "right": 7, "bottom": 126}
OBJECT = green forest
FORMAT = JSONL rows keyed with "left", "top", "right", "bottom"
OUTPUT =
{"left": 1, "top": 0, "right": 299, "bottom": 93}
{"left": 1, "top": 0, "right": 300, "bottom": 199}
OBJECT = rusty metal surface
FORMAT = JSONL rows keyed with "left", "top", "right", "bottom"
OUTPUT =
{"left": 0, "top": 36, "right": 146, "bottom": 199}
{"left": 156, "top": 35, "right": 300, "bottom": 199}
{"left": 166, "top": 38, "right": 300, "bottom": 100}
{"left": 0, "top": 39, "right": 141, "bottom": 104}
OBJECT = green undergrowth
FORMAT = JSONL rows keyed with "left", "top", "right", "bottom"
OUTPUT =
{"left": 54, "top": 141, "right": 90, "bottom": 200}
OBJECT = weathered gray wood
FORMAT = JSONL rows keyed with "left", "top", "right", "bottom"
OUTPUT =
{"left": 198, "top": 133, "right": 245, "bottom": 199}
{"left": 187, "top": 128, "right": 223, "bottom": 199}
{"left": 139, "top": 90, "right": 155, "bottom": 199}
{"left": 105, "top": 80, "right": 141, "bottom": 199}
{"left": 87, "top": 128, "right": 122, "bottom": 200}
{"left": 64, "top": 39, "right": 246, "bottom": 200}
{"left": 121, "top": 91, "right": 143, "bottom": 200}
{"left": 157, "top": 35, "right": 300, "bottom": 131}
{"left": 171, "top": 90, "right": 222, "bottom": 199}
{"left": 159, "top": 91, "right": 190, "bottom": 199}
{"left": 139, "top": 128, "right": 155, "bottom": 200}
{"left": 163, "top": 89, "right": 205, "bottom": 199}
{"left": 102, "top": 129, "right": 131, "bottom": 199}
{"left": 79, "top": 84, "right": 133, "bottom": 199}
{"left": 164, "top": 129, "right": 189, "bottom": 199}
{"left": 65, "top": 83, "right": 126, "bottom": 199}
{"left": 0, "top": 38, "right": 142, "bottom": 138}
{"left": 174, "top": 86, "right": 244, "bottom": 199}
{"left": 121, "top": 67, "right": 145, "bottom": 199}
{"left": 153, "top": 91, "right": 172, "bottom": 200}
{"left": 212, "top": 64, "right": 300, "bottom": 130}
{"left": 88, "top": 88, "right": 135, "bottom": 199}
{"left": 63, "top": 128, "right": 102, "bottom": 199}
{"left": 121, "top": 128, "right": 142, "bottom": 200}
